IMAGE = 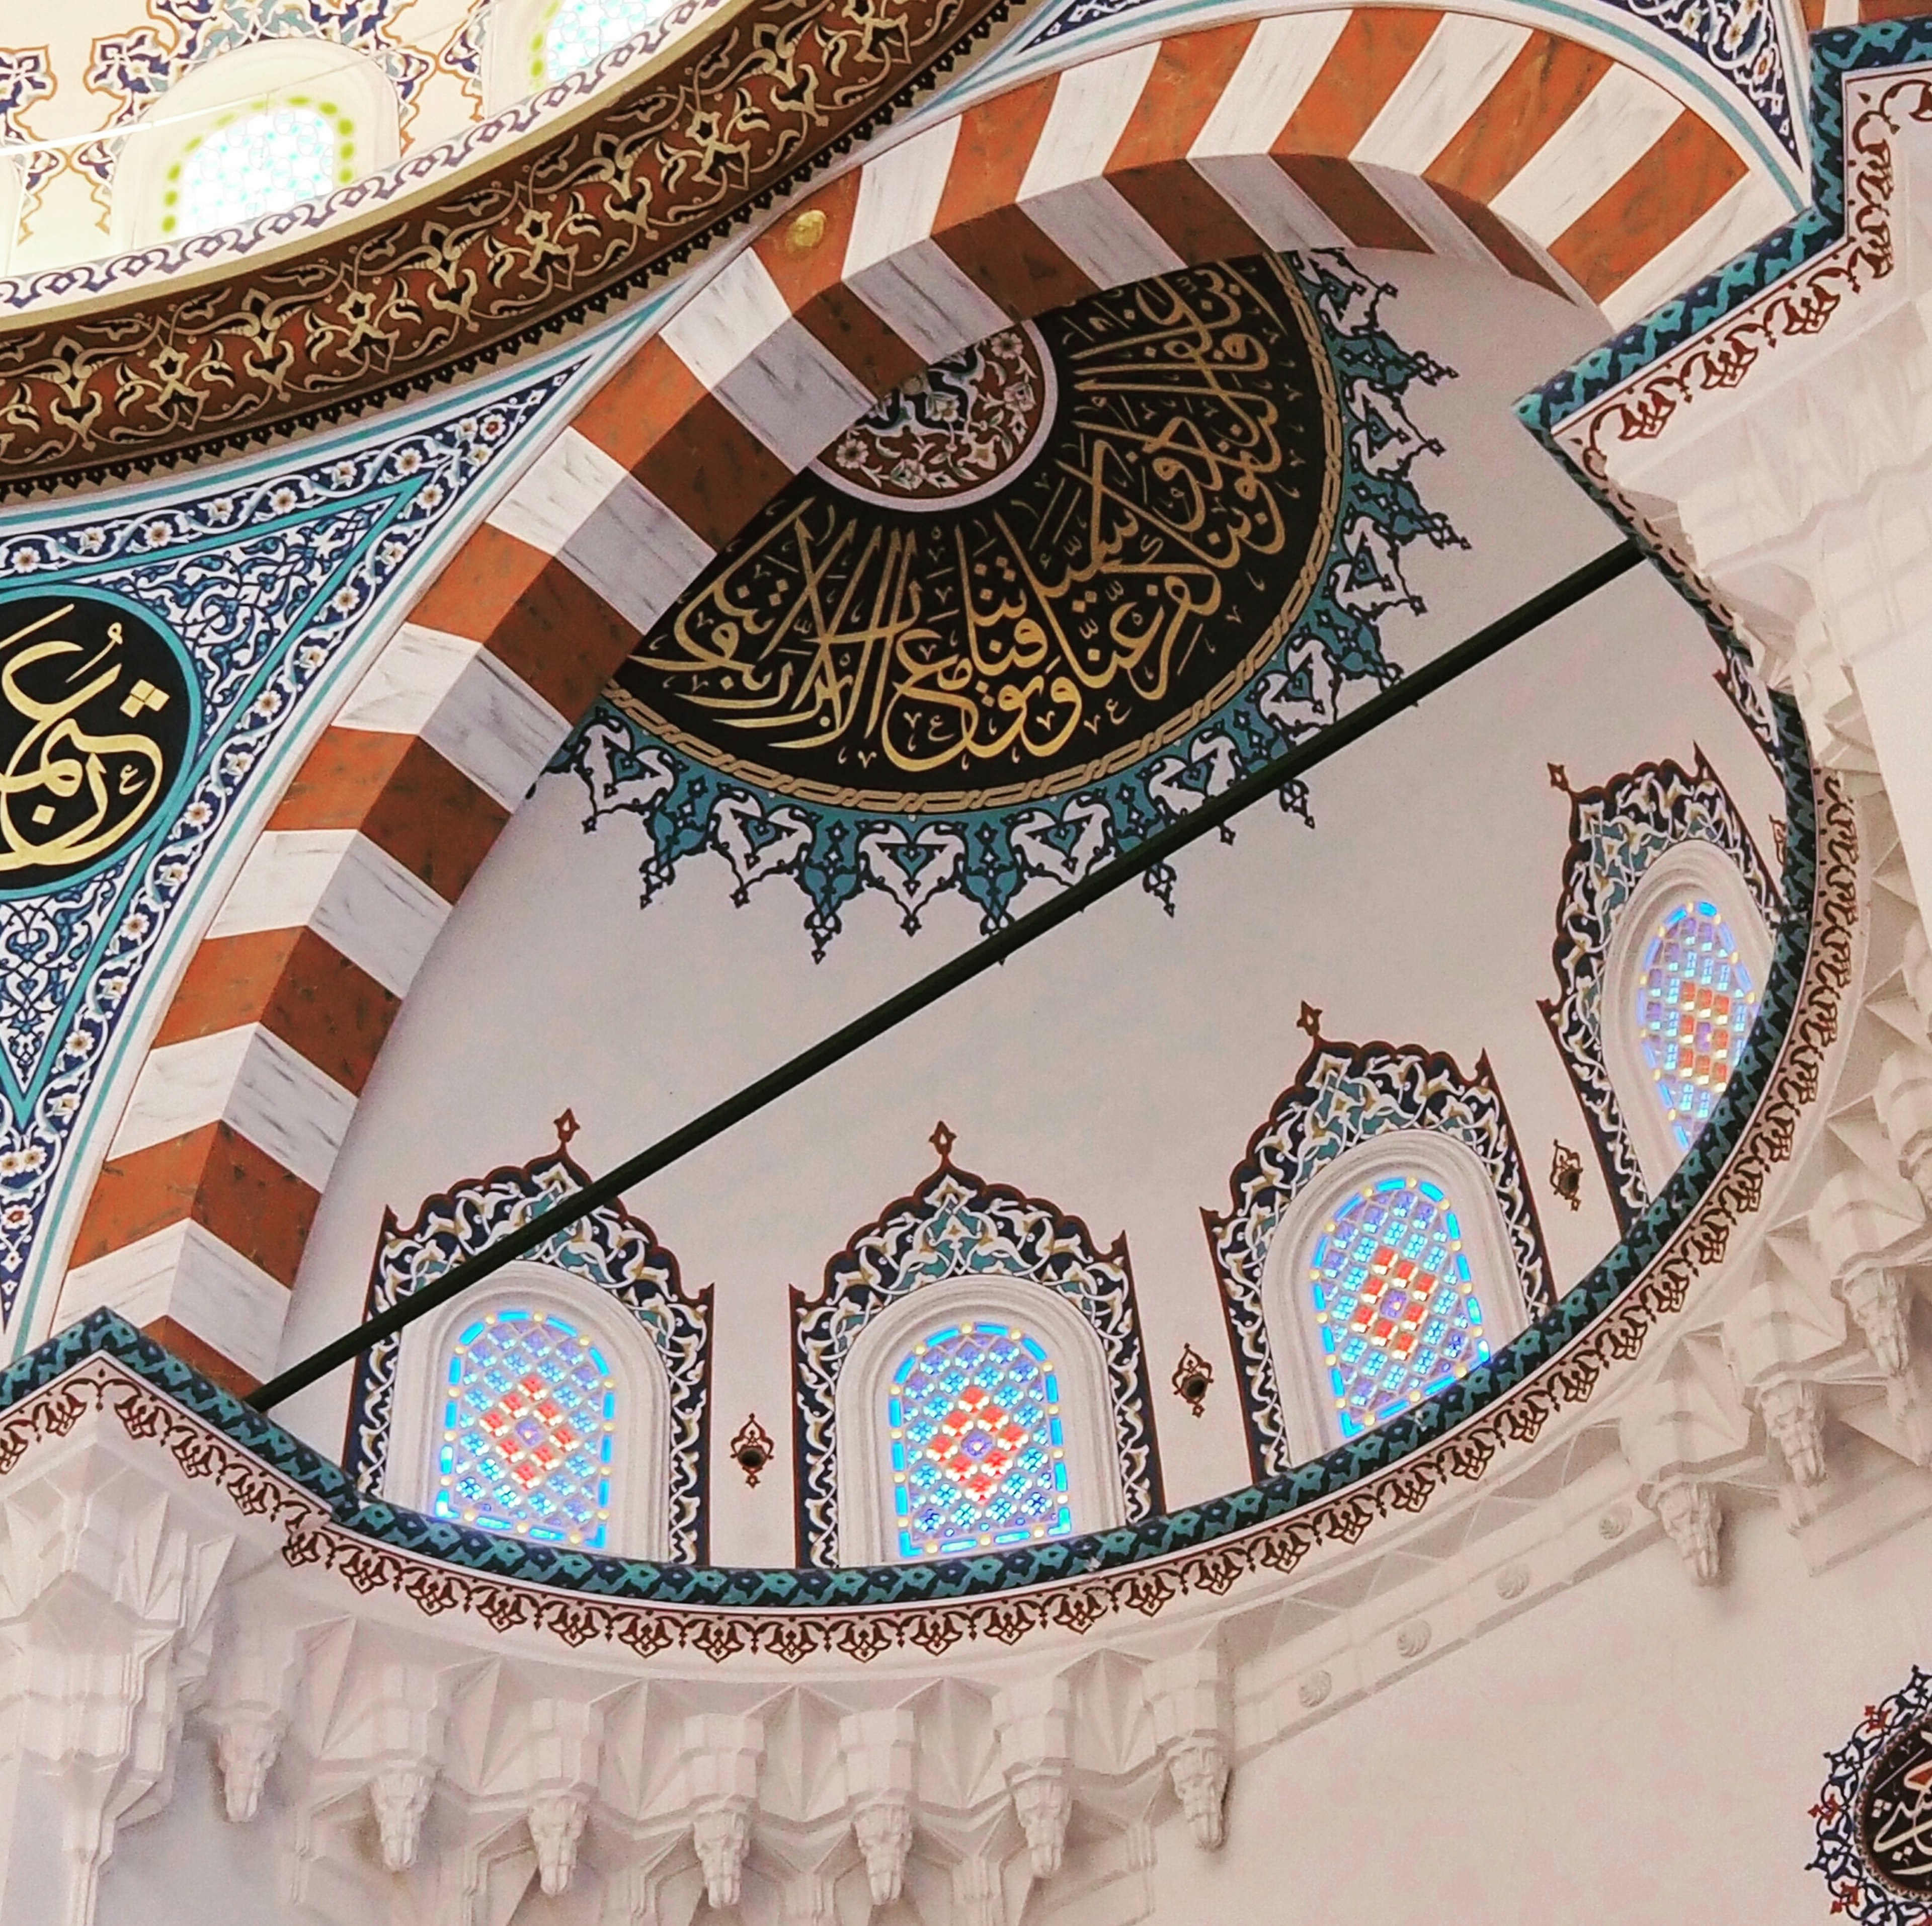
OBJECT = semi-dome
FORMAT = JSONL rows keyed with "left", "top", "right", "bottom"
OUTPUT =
{"left": 1, "top": 1, "right": 1927, "bottom": 1922}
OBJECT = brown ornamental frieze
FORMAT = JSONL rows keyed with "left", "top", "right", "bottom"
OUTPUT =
{"left": 0, "top": 0, "right": 1023, "bottom": 496}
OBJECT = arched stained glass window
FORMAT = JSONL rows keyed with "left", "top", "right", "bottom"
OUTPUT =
{"left": 540, "top": 0, "right": 673, "bottom": 81}
{"left": 433, "top": 1308, "right": 617, "bottom": 1547}
{"left": 887, "top": 1321, "right": 1071, "bottom": 1560}
{"left": 1636, "top": 896, "right": 1758, "bottom": 1152}
{"left": 1638, "top": 892, "right": 1762, "bottom": 1151}
{"left": 1310, "top": 1174, "right": 1490, "bottom": 1438}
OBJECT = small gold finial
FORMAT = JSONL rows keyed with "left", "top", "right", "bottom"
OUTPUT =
{"left": 785, "top": 208, "right": 828, "bottom": 254}
{"left": 929, "top": 1119, "right": 956, "bottom": 1164}
{"left": 1550, "top": 1139, "right": 1583, "bottom": 1211}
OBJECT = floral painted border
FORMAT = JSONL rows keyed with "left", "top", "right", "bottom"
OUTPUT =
{"left": 556, "top": 250, "right": 1462, "bottom": 955}
{"left": 789, "top": 1147, "right": 1162, "bottom": 1567}
{"left": 1206, "top": 1033, "right": 1556, "bottom": 1483}
{"left": 1810, "top": 1668, "right": 1932, "bottom": 1923}
{"left": 1540, "top": 753, "right": 1781, "bottom": 1233}
{"left": 341, "top": 1136, "right": 714, "bottom": 1564}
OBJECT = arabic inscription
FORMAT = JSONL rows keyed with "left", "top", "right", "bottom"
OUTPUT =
{"left": 0, "top": 592, "right": 191, "bottom": 894}
{"left": 613, "top": 255, "right": 1343, "bottom": 812}
{"left": 1862, "top": 1720, "right": 1932, "bottom": 1897}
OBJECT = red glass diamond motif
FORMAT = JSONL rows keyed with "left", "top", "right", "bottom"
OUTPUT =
{"left": 930, "top": 1382, "right": 1027, "bottom": 1505}
{"left": 478, "top": 1370, "right": 581, "bottom": 1491}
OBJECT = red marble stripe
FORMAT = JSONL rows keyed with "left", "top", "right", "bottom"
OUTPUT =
{"left": 1425, "top": 33, "right": 1615, "bottom": 203}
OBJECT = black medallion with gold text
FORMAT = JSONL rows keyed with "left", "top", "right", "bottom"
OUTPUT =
{"left": 1860, "top": 1718, "right": 1932, "bottom": 1898}
{"left": 613, "top": 255, "right": 1344, "bottom": 813}
{"left": 0, "top": 591, "right": 194, "bottom": 895}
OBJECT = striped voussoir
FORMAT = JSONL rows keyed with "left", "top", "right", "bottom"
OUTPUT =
{"left": 57, "top": 5, "right": 1794, "bottom": 1393}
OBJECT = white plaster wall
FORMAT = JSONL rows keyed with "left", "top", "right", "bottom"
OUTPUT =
{"left": 1149, "top": 1501, "right": 1929, "bottom": 1926}
{"left": 274, "top": 255, "right": 1790, "bottom": 1565}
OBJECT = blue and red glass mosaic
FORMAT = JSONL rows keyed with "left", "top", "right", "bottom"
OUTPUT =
{"left": 888, "top": 1321, "right": 1072, "bottom": 1559}
{"left": 1310, "top": 1175, "right": 1490, "bottom": 1438}
{"left": 434, "top": 1309, "right": 616, "bottom": 1548}
{"left": 1637, "top": 898, "right": 1758, "bottom": 1152}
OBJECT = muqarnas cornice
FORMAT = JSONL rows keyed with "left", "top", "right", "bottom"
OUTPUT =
{"left": 0, "top": 0, "right": 1025, "bottom": 494}
{"left": 1207, "top": 1032, "right": 1555, "bottom": 1483}
{"left": 343, "top": 1136, "right": 714, "bottom": 1563}
{"left": 1540, "top": 752, "right": 1780, "bottom": 1233}
{"left": 789, "top": 1146, "right": 1162, "bottom": 1568}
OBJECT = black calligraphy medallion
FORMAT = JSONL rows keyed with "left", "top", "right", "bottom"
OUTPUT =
{"left": 0, "top": 590, "right": 194, "bottom": 894}
{"left": 613, "top": 254, "right": 1343, "bottom": 812}
{"left": 1861, "top": 1719, "right": 1932, "bottom": 1898}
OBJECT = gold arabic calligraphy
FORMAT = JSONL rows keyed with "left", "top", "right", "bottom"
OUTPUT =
{"left": 615, "top": 256, "right": 1342, "bottom": 811}
{"left": 0, "top": 597, "right": 183, "bottom": 886}
{"left": 1865, "top": 1727, "right": 1932, "bottom": 1892}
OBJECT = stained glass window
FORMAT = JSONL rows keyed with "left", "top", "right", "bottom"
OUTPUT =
{"left": 433, "top": 1308, "right": 616, "bottom": 1547}
{"left": 168, "top": 101, "right": 349, "bottom": 237}
{"left": 540, "top": 0, "right": 675, "bottom": 81}
{"left": 1310, "top": 1175, "right": 1490, "bottom": 1439}
{"left": 1636, "top": 897, "right": 1758, "bottom": 1152}
{"left": 887, "top": 1321, "right": 1072, "bottom": 1560}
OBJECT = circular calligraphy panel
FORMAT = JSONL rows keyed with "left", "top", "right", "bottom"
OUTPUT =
{"left": 0, "top": 590, "right": 194, "bottom": 896}
{"left": 1859, "top": 1719, "right": 1932, "bottom": 1898}
{"left": 612, "top": 255, "right": 1343, "bottom": 813}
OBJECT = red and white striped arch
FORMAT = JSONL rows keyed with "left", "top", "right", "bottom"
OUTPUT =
{"left": 54, "top": 6, "right": 1796, "bottom": 1393}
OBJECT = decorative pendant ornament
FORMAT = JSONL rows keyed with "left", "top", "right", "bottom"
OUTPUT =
{"left": 1812, "top": 1668, "right": 1932, "bottom": 1920}
{"left": 1172, "top": 1344, "right": 1214, "bottom": 1417}
{"left": 1550, "top": 1140, "right": 1584, "bottom": 1211}
{"left": 730, "top": 1413, "right": 775, "bottom": 1487}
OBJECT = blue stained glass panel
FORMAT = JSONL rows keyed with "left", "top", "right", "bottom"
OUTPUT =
{"left": 1310, "top": 1176, "right": 1490, "bottom": 1438}
{"left": 1637, "top": 897, "right": 1757, "bottom": 1153}
{"left": 887, "top": 1321, "right": 1072, "bottom": 1560}
{"left": 433, "top": 1309, "right": 615, "bottom": 1548}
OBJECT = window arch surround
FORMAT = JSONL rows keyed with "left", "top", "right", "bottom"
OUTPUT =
{"left": 111, "top": 38, "right": 400, "bottom": 250}
{"left": 340, "top": 1135, "right": 713, "bottom": 1564}
{"left": 1258, "top": 1132, "right": 1528, "bottom": 1465}
{"left": 835, "top": 1273, "right": 1126, "bottom": 1568}
{"left": 1604, "top": 840, "right": 1771, "bottom": 1197}
{"left": 384, "top": 1261, "right": 672, "bottom": 1557}
{"left": 791, "top": 1149, "right": 1161, "bottom": 1569}
{"left": 1206, "top": 1032, "right": 1554, "bottom": 1482}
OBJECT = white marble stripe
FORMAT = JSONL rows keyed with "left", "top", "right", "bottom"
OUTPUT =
{"left": 109, "top": 1024, "right": 356, "bottom": 1195}
{"left": 559, "top": 466, "right": 716, "bottom": 641}
{"left": 659, "top": 248, "right": 793, "bottom": 392}
{"left": 1018, "top": 183, "right": 1185, "bottom": 292}
{"left": 849, "top": 242, "right": 1012, "bottom": 366}
{"left": 1600, "top": 169, "right": 1789, "bottom": 327}
{"left": 1357, "top": 167, "right": 1497, "bottom": 269}
{"left": 1185, "top": 154, "right": 1350, "bottom": 252}
{"left": 1188, "top": 12, "right": 1352, "bottom": 159}
{"left": 1351, "top": 15, "right": 1531, "bottom": 176}
{"left": 1489, "top": 64, "right": 1683, "bottom": 245}
{"left": 58, "top": 1219, "right": 289, "bottom": 1383}
{"left": 208, "top": 829, "right": 450, "bottom": 1001}
{"left": 846, "top": 119, "right": 961, "bottom": 275}
{"left": 486, "top": 426, "right": 625, "bottom": 558}
{"left": 709, "top": 320, "right": 878, "bottom": 475}
{"left": 335, "top": 623, "right": 570, "bottom": 814}
{"left": 1020, "top": 42, "right": 1162, "bottom": 197}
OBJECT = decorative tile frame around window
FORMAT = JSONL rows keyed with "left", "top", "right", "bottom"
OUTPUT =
{"left": 790, "top": 1141, "right": 1162, "bottom": 1569}
{"left": 1206, "top": 1030, "right": 1555, "bottom": 1482}
{"left": 1540, "top": 754, "right": 1780, "bottom": 1233}
{"left": 342, "top": 1132, "right": 713, "bottom": 1563}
